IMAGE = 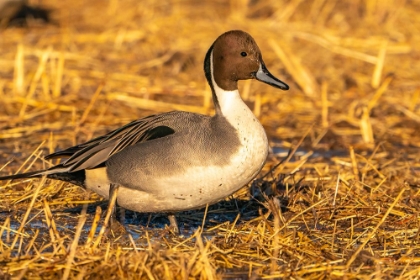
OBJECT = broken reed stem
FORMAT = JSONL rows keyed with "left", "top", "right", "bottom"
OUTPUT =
{"left": 24, "top": 229, "right": 39, "bottom": 256}
{"left": 195, "top": 228, "right": 215, "bottom": 280}
{"left": 349, "top": 146, "right": 359, "bottom": 180}
{"left": 9, "top": 176, "right": 46, "bottom": 257}
{"left": 128, "top": 233, "right": 139, "bottom": 255}
{"left": 13, "top": 44, "right": 25, "bottom": 96}
{"left": 62, "top": 203, "right": 88, "bottom": 280}
{"left": 349, "top": 145, "right": 362, "bottom": 190}
{"left": 321, "top": 81, "right": 328, "bottom": 128}
{"left": 269, "top": 198, "right": 281, "bottom": 274}
{"left": 371, "top": 40, "right": 388, "bottom": 89}
{"left": 93, "top": 185, "right": 119, "bottom": 249}
{"left": 332, "top": 173, "right": 340, "bottom": 207}
{"left": 225, "top": 213, "right": 240, "bottom": 244}
{"left": 201, "top": 203, "right": 209, "bottom": 233}
{"left": 86, "top": 206, "right": 102, "bottom": 248}
{"left": 0, "top": 217, "right": 11, "bottom": 251}
{"left": 43, "top": 198, "right": 66, "bottom": 253}
{"left": 19, "top": 47, "right": 53, "bottom": 119}
{"left": 368, "top": 76, "right": 393, "bottom": 112}
{"left": 53, "top": 53, "right": 65, "bottom": 98}
{"left": 360, "top": 105, "right": 374, "bottom": 144}
{"left": 79, "top": 83, "right": 104, "bottom": 125}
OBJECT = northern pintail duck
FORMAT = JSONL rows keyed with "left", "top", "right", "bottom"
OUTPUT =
{"left": 0, "top": 30, "right": 289, "bottom": 232}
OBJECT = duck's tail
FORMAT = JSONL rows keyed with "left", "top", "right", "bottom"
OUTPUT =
{"left": 0, "top": 170, "right": 46, "bottom": 180}
{"left": 0, "top": 168, "right": 86, "bottom": 188}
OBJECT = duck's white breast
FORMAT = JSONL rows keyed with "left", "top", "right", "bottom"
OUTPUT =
{"left": 115, "top": 91, "right": 268, "bottom": 212}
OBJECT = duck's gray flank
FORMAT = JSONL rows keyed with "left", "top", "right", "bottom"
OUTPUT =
{"left": 0, "top": 30, "right": 289, "bottom": 231}
{"left": 105, "top": 112, "right": 241, "bottom": 186}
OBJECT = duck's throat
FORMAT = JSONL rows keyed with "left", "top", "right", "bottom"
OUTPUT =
{"left": 209, "top": 51, "right": 244, "bottom": 116}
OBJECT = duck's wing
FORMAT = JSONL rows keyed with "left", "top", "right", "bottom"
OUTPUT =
{"left": 46, "top": 111, "right": 205, "bottom": 173}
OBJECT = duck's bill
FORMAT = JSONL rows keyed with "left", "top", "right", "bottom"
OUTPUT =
{"left": 255, "top": 63, "right": 289, "bottom": 90}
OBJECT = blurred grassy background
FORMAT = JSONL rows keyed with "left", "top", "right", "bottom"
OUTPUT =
{"left": 0, "top": 0, "right": 420, "bottom": 279}
{"left": 1, "top": 0, "right": 417, "bottom": 150}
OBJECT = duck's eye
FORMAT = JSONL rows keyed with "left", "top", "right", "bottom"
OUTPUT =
{"left": 240, "top": 52, "right": 247, "bottom": 57}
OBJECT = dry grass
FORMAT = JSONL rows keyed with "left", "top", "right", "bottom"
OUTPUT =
{"left": 0, "top": 0, "right": 420, "bottom": 278}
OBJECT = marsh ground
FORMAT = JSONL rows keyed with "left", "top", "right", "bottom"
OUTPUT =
{"left": 0, "top": 0, "right": 420, "bottom": 279}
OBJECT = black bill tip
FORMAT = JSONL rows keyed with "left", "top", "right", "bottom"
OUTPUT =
{"left": 255, "top": 63, "right": 289, "bottom": 90}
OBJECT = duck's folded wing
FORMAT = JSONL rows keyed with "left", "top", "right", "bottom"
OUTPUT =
{"left": 46, "top": 111, "right": 198, "bottom": 173}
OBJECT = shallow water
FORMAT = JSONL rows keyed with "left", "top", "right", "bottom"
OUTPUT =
{"left": 0, "top": 197, "right": 258, "bottom": 253}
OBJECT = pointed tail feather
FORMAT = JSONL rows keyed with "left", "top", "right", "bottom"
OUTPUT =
{"left": 0, "top": 168, "right": 86, "bottom": 188}
{"left": 0, "top": 170, "right": 47, "bottom": 181}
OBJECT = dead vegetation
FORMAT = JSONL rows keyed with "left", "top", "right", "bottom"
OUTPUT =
{"left": 0, "top": 0, "right": 419, "bottom": 278}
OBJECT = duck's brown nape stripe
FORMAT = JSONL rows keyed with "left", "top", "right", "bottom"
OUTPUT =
{"left": 203, "top": 44, "right": 221, "bottom": 113}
